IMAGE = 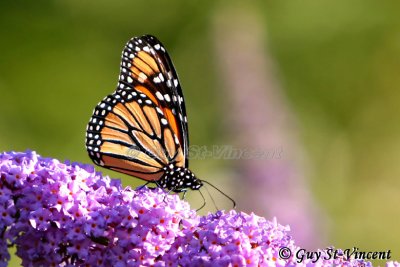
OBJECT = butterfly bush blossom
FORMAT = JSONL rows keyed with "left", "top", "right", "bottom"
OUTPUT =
{"left": 0, "top": 151, "right": 398, "bottom": 266}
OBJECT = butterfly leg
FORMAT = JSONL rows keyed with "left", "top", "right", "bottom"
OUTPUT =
{"left": 162, "top": 187, "right": 177, "bottom": 203}
{"left": 153, "top": 180, "right": 162, "bottom": 189}
{"left": 138, "top": 181, "right": 157, "bottom": 191}
{"left": 181, "top": 190, "right": 187, "bottom": 200}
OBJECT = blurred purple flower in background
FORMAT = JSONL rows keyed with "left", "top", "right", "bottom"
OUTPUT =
{"left": 0, "top": 151, "right": 397, "bottom": 266}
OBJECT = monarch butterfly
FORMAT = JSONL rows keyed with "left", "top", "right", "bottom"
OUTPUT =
{"left": 85, "top": 35, "right": 234, "bottom": 206}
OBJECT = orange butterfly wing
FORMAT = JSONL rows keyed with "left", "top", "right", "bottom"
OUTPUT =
{"left": 86, "top": 89, "right": 185, "bottom": 181}
{"left": 86, "top": 35, "right": 188, "bottom": 182}
{"left": 118, "top": 35, "right": 189, "bottom": 166}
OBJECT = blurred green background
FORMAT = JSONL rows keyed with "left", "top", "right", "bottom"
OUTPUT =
{"left": 1, "top": 0, "right": 400, "bottom": 265}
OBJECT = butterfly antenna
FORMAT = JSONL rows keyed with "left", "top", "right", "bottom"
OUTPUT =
{"left": 204, "top": 184, "right": 219, "bottom": 211}
{"left": 200, "top": 180, "right": 236, "bottom": 209}
{"left": 196, "top": 189, "right": 206, "bottom": 211}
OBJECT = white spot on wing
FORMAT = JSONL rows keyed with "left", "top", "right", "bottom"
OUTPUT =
{"left": 156, "top": 92, "right": 164, "bottom": 101}
{"left": 138, "top": 72, "right": 147, "bottom": 83}
{"left": 156, "top": 107, "right": 163, "bottom": 114}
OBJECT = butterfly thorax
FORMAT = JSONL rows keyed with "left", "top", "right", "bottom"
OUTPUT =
{"left": 159, "top": 164, "right": 203, "bottom": 192}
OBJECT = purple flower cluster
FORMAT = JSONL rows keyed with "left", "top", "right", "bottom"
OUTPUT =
{"left": 0, "top": 151, "right": 197, "bottom": 266}
{"left": 0, "top": 151, "right": 398, "bottom": 266}
{"left": 166, "top": 211, "right": 296, "bottom": 266}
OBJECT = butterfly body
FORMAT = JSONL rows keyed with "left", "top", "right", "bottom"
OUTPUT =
{"left": 160, "top": 164, "right": 202, "bottom": 192}
{"left": 86, "top": 35, "right": 203, "bottom": 193}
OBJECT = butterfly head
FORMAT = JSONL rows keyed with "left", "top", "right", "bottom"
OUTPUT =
{"left": 160, "top": 164, "right": 203, "bottom": 192}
